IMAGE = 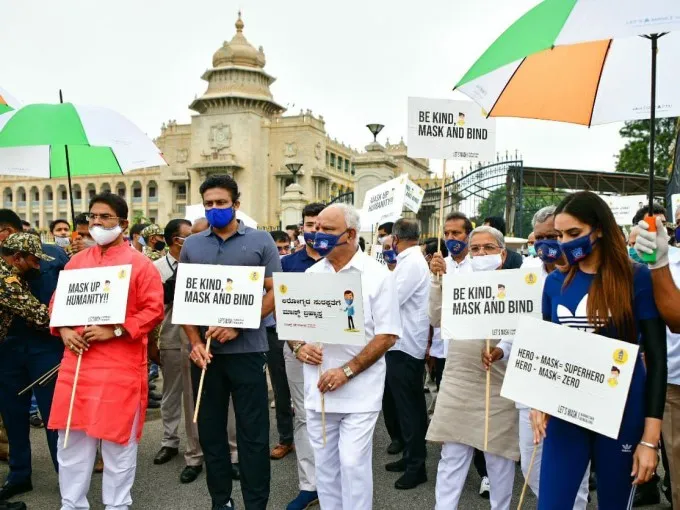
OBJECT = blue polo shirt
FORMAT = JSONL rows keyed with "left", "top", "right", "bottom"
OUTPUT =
{"left": 179, "top": 221, "right": 281, "bottom": 354}
{"left": 281, "top": 247, "right": 320, "bottom": 273}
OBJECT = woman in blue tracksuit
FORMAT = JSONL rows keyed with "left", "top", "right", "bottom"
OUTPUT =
{"left": 531, "top": 191, "right": 667, "bottom": 510}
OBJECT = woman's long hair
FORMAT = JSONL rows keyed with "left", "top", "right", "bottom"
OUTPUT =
{"left": 555, "top": 191, "right": 635, "bottom": 342}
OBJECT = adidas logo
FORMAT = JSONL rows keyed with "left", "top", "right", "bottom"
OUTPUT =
{"left": 556, "top": 294, "right": 611, "bottom": 332}
{"left": 621, "top": 443, "right": 633, "bottom": 453}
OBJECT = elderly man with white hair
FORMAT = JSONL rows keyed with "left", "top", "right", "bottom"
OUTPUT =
{"left": 295, "top": 203, "right": 402, "bottom": 510}
{"left": 428, "top": 225, "right": 519, "bottom": 510}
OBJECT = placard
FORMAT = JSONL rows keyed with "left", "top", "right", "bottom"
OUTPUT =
{"left": 404, "top": 179, "right": 426, "bottom": 214}
{"left": 361, "top": 177, "right": 407, "bottom": 227}
{"left": 501, "top": 316, "right": 639, "bottom": 439}
{"left": 671, "top": 193, "right": 680, "bottom": 221}
{"left": 602, "top": 194, "right": 647, "bottom": 226}
{"left": 407, "top": 97, "right": 496, "bottom": 161}
{"left": 372, "top": 245, "right": 386, "bottom": 266}
{"left": 273, "top": 272, "right": 366, "bottom": 346}
{"left": 441, "top": 268, "right": 544, "bottom": 340}
{"left": 172, "top": 264, "right": 264, "bottom": 328}
{"left": 50, "top": 265, "right": 132, "bottom": 327}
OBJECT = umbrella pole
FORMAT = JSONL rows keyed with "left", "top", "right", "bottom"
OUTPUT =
{"left": 59, "top": 90, "right": 77, "bottom": 227}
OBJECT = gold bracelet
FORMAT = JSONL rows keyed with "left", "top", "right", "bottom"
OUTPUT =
{"left": 292, "top": 342, "right": 304, "bottom": 356}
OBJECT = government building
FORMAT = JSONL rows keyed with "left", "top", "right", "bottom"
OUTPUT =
{"left": 1, "top": 13, "right": 432, "bottom": 230}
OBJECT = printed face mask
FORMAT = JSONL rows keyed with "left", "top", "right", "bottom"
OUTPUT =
{"left": 313, "top": 231, "right": 348, "bottom": 257}
{"left": 675, "top": 226, "right": 680, "bottom": 243}
{"left": 535, "top": 240, "right": 563, "bottom": 264}
{"left": 560, "top": 231, "right": 597, "bottom": 266}
{"left": 382, "top": 249, "right": 397, "bottom": 265}
{"left": 445, "top": 239, "right": 467, "bottom": 257}
{"left": 303, "top": 232, "right": 316, "bottom": 248}
{"left": 206, "top": 207, "right": 235, "bottom": 229}
{"left": 89, "top": 225, "right": 123, "bottom": 246}
{"left": 470, "top": 253, "right": 502, "bottom": 272}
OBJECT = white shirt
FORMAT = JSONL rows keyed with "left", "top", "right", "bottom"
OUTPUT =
{"left": 153, "top": 253, "right": 185, "bottom": 349}
{"left": 667, "top": 258, "right": 680, "bottom": 385}
{"left": 303, "top": 249, "right": 403, "bottom": 414}
{"left": 390, "top": 246, "right": 431, "bottom": 359}
{"left": 429, "top": 327, "right": 445, "bottom": 359}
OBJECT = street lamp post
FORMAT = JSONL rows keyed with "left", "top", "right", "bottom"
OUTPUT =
{"left": 366, "top": 124, "right": 384, "bottom": 143}
{"left": 285, "top": 162, "right": 303, "bottom": 184}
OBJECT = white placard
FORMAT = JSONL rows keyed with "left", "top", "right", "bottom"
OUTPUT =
{"left": 404, "top": 179, "right": 426, "bottom": 213}
{"left": 501, "top": 316, "right": 639, "bottom": 439}
{"left": 671, "top": 193, "right": 680, "bottom": 221}
{"left": 172, "top": 264, "right": 264, "bottom": 328}
{"left": 407, "top": 97, "right": 496, "bottom": 161}
{"left": 50, "top": 265, "right": 132, "bottom": 327}
{"left": 441, "top": 268, "right": 544, "bottom": 340}
{"left": 361, "top": 176, "right": 407, "bottom": 227}
{"left": 273, "top": 272, "right": 366, "bottom": 346}
{"left": 602, "top": 194, "right": 647, "bottom": 226}
{"left": 372, "top": 245, "right": 386, "bottom": 265}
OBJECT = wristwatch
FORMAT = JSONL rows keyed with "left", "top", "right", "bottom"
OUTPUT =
{"left": 113, "top": 326, "right": 124, "bottom": 338}
{"left": 342, "top": 364, "right": 355, "bottom": 380}
{"left": 292, "top": 342, "right": 304, "bottom": 356}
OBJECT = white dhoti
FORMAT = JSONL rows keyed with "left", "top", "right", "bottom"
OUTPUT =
{"left": 435, "top": 442, "right": 515, "bottom": 510}
{"left": 517, "top": 408, "right": 589, "bottom": 509}
{"left": 58, "top": 410, "right": 140, "bottom": 510}
{"left": 285, "top": 347, "right": 315, "bottom": 491}
{"left": 307, "top": 409, "right": 379, "bottom": 510}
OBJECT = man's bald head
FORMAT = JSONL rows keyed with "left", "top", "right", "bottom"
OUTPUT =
{"left": 192, "top": 217, "right": 209, "bottom": 234}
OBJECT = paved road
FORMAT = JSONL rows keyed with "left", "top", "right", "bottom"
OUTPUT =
{"left": 2, "top": 395, "right": 670, "bottom": 509}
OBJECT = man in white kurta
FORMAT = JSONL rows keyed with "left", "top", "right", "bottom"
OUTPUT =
{"left": 296, "top": 204, "right": 401, "bottom": 510}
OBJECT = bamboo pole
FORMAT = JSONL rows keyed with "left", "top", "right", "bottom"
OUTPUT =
{"left": 484, "top": 338, "right": 491, "bottom": 451}
{"left": 192, "top": 337, "right": 212, "bottom": 424}
{"left": 63, "top": 355, "right": 82, "bottom": 448}
{"left": 517, "top": 443, "right": 539, "bottom": 509}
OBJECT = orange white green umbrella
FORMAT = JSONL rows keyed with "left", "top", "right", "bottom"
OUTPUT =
{"left": 455, "top": 0, "right": 680, "bottom": 126}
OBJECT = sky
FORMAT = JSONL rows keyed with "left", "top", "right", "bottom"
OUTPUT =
{"left": 2, "top": 0, "right": 625, "bottom": 176}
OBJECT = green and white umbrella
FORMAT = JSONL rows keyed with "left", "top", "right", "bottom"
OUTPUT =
{"left": 0, "top": 102, "right": 166, "bottom": 179}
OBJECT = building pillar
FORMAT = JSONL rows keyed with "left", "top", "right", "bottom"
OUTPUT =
{"left": 279, "top": 182, "right": 309, "bottom": 231}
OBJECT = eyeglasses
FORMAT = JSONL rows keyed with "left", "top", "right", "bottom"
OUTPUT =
{"left": 87, "top": 213, "right": 120, "bottom": 222}
{"left": 469, "top": 244, "right": 501, "bottom": 254}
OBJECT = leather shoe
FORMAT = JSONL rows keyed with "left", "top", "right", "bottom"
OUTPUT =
{"left": 0, "top": 480, "right": 32, "bottom": 501}
{"left": 149, "top": 389, "right": 163, "bottom": 401}
{"left": 270, "top": 443, "right": 294, "bottom": 460}
{"left": 385, "top": 459, "right": 406, "bottom": 472}
{"left": 231, "top": 462, "right": 240, "bottom": 480}
{"left": 395, "top": 470, "right": 427, "bottom": 490}
{"left": 387, "top": 439, "right": 403, "bottom": 455}
{"left": 180, "top": 465, "right": 202, "bottom": 484}
{"left": 212, "top": 499, "right": 235, "bottom": 510}
{"left": 153, "top": 446, "right": 179, "bottom": 465}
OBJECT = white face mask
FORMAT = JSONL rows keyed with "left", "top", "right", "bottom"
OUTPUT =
{"left": 54, "top": 236, "right": 71, "bottom": 248}
{"left": 470, "top": 253, "right": 503, "bottom": 272}
{"left": 89, "top": 225, "right": 123, "bottom": 246}
{"left": 377, "top": 236, "right": 386, "bottom": 244}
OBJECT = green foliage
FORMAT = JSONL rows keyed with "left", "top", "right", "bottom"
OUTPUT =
{"left": 475, "top": 186, "right": 566, "bottom": 236}
{"left": 615, "top": 118, "right": 677, "bottom": 177}
{"left": 132, "top": 210, "right": 149, "bottom": 225}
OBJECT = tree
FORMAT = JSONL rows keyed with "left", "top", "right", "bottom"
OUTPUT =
{"left": 615, "top": 118, "right": 678, "bottom": 177}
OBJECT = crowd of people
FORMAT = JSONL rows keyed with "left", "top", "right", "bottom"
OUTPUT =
{"left": 0, "top": 172, "right": 679, "bottom": 510}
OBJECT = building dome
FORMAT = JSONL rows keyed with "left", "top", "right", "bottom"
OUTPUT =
{"left": 212, "top": 12, "right": 266, "bottom": 69}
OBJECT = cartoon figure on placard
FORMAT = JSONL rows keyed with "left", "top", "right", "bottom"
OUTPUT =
{"left": 457, "top": 112, "right": 466, "bottom": 126}
{"left": 608, "top": 366, "right": 620, "bottom": 387}
{"left": 343, "top": 290, "right": 359, "bottom": 332}
{"left": 497, "top": 284, "right": 506, "bottom": 300}
{"left": 103, "top": 280, "right": 111, "bottom": 293}
{"left": 225, "top": 278, "right": 234, "bottom": 292}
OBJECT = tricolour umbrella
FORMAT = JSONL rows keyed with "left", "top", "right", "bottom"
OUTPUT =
{"left": 0, "top": 87, "right": 22, "bottom": 115}
{"left": 455, "top": 0, "right": 680, "bottom": 262}
{"left": 0, "top": 98, "right": 166, "bottom": 223}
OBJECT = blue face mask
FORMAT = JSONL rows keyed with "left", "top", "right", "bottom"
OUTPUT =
{"left": 345, "top": 298, "right": 353, "bottom": 305}
{"left": 303, "top": 232, "right": 316, "bottom": 247}
{"left": 628, "top": 246, "right": 643, "bottom": 263}
{"left": 560, "top": 231, "right": 597, "bottom": 266}
{"left": 527, "top": 245, "right": 537, "bottom": 257}
{"left": 383, "top": 249, "right": 397, "bottom": 265}
{"left": 313, "top": 230, "right": 348, "bottom": 257}
{"left": 206, "top": 207, "right": 235, "bottom": 229}
{"left": 676, "top": 226, "right": 680, "bottom": 243}
{"left": 534, "top": 240, "right": 563, "bottom": 264}
{"left": 445, "top": 239, "right": 467, "bottom": 257}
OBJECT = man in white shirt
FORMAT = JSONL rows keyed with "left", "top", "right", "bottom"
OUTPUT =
{"left": 295, "top": 203, "right": 402, "bottom": 510}
{"left": 381, "top": 218, "right": 430, "bottom": 490}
